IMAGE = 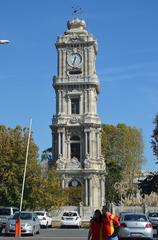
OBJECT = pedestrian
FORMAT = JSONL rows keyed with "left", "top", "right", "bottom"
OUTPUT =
{"left": 88, "top": 209, "right": 103, "bottom": 240}
{"left": 101, "top": 204, "right": 120, "bottom": 240}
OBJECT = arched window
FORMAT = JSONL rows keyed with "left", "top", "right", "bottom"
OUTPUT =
{"left": 68, "top": 179, "right": 81, "bottom": 187}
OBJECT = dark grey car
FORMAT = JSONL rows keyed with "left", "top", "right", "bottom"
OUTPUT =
{"left": 148, "top": 212, "right": 158, "bottom": 233}
{"left": 0, "top": 206, "right": 19, "bottom": 232}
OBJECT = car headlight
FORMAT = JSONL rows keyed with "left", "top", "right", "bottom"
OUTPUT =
{"left": 25, "top": 223, "right": 32, "bottom": 227}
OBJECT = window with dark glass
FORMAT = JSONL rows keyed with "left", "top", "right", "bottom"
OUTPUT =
{"left": 70, "top": 136, "right": 80, "bottom": 161}
{"left": 71, "top": 98, "right": 79, "bottom": 114}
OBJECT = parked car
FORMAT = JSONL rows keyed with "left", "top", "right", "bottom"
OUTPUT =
{"left": 118, "top": 212, "right": 129, "bottom": 221}
{"left": 5, "top": 211, "right": 40, "bottom": 236}
{"left": 34, "top": 211, "right": 52, "bottom": 228}
{"left": 118, "top": 212, "right": 153, "bottom": 239}
{"left": 148, "top": 212, "right": 158, "bottom": 234}
{"left": 60, "top": 211, "right": 81, "bottom": 228}
{"left": 0, "top": 206, "right": 19, "bottom": 232}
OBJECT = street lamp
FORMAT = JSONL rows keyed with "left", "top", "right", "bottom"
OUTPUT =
{"left": 0, "top": 40, "right": 10, "bottom": 44}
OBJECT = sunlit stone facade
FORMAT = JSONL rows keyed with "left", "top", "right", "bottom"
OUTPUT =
{"left": 51, "top": 18, "right": 105, "bottom": 207}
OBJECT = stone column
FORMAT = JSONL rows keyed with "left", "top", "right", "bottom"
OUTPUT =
{"left": 87, "top": 90, "right": 90, "bottom": 113}
{"left": 89, "top": 130, "right": 92, "bottom": 158}
{"left": 68, "top": 96, "right": 71, "bottom": 115}
{"left": 56, "top": 91, "right": 58, "bottom": 115}
{"left": 89, "top": 89, "right": 92, "bottom": 113}
{"left": 101, "top": 178, "right": 105, "bottom": 206}
{"left": 63, "top": 91, "right": 66, "bottom": 115}
{"left": 67, "top": 135, "right": 70, "bottom": 161}
{"left": 84, "top": 48, "right": 88, "bottom": 77}
{"left": 97, "top": 131, "right": 99, "bottom": 159}
{"left": 85, "top": 178, "right": 88, "bottom": 206}
{"left": 58, "top": 132, "right": 61, "bottom": 155}
{"left": 62, "top": 178, "right": 65, "bottom": 188}
{"left": 84, "top": 90, "right": 87, "bottom": 114}
{"left": 63, "top": 50, "right": 66, "bottom": 78}
{"left": 61, "top": 49, "right": 64, "bottom": 76}
{"left": 61, "top": 90, "right": 63, "bottom": 113}
{"left": 58, "top": 49, "right": 62, "bottom": 76}
{"left": 92, "top": 89, "right": 95, "bottom": 114}
{"left": 85, "top": 131, "right": 87, "bottom": 155}
{"left": 87, "top": 48, "right": 89, "bottom": 76}
{"left": 63, "top": 130, "right": 65, "bottom": 158}
{"left": 80, "top": 94, "right": 83, "bottom": 114}
{"left": 89, "top": 178, "right": 93, "bottom": 207}
{"left": 58, "top": 90, "right": 61, "bottom": 114}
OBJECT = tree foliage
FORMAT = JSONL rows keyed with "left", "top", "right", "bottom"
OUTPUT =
{"left": 151, "top": 113, "right": 158, "bottom": 163}
{"left": 63, "top": 187, "right": 82, "bottom": 206}
{"left": 101, "top": 123, "right": 144, "bottom": 203}
{"left": 138, "top": 114, "right": 158, "bottom": 195}
{"left": 0, "top": 125, "right": 39, "bottom": 207}
{"left": 138, "top": 172, "right": 158, "bottom": 195}
{"left": 0, "top": 125, "right": 67, "bottom": 210}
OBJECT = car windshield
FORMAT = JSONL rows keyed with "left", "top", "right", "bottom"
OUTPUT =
{"left": 63, "top": 212, "right": 77, "bottom": 217}
{"left": 13, "top": 212, "right": 32, "bottom": 220}
{"left": 149, "top": 213, "right": 158, "bottom": 217}
{"left": 124, "top": 214, "right": 147, "bottom": 222}
{"left": 35, "top": 212, "right": 44, "bottom": 216}
{"left": 0, "top": 209, "right": 10, "bottom": 216}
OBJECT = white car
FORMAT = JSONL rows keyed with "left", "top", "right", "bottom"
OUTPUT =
{"left": 60, "top": 211, "right": 81, "bottom": 228}
{"left": 5, "top": 211, "right": 40, "bottom": 236}
{"left": 34, "top": 211, "right": 52, "bottom": 228}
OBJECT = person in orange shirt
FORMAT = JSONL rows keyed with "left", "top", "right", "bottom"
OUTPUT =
{"left": 101, "top": 204, "right": 120, "bottom": 240}
{"left": 88, "top": 209, "right": 103, "bottom": 240}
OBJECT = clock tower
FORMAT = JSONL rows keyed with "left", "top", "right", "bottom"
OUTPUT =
{"left": 51, "top": 18, "right": 105, "bottom": 208}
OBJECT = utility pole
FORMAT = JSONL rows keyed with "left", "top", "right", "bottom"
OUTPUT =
{"left": 0, "top": 40, "right": 10, "bottom": 44}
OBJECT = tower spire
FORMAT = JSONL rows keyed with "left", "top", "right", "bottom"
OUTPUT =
{"left": 72, "top": 5, "right": 83, "bottom": 19}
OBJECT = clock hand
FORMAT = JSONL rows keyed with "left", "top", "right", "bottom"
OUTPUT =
{"left": 73, "top": 56, "right": 77, "bottom": 65}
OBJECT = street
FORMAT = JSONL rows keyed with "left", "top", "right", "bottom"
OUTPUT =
{"left": 0, "top": 228, "right": 158, "bottom": 240}
{"left": 0, "top": 228, "right": 88, "bottom": 240}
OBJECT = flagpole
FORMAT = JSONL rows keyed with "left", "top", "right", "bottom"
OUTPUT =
{"left": 20, "top": 119, "right": 32, "bottom": 211}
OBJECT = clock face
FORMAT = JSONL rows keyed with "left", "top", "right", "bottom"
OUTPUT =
{"left": 71, "top": 180, "right": 78, "bottom": 187}
{"left": 68, "top": 53, "right": 82, "bottom": 67}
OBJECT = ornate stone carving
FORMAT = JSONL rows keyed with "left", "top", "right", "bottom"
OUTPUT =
{"left": 56, "top": 155, "right": 65, "bottom": 169}
{"left": 70, "top": 116, "right": 79, "bottom": 124}
{"left": 84, "top": 154, "right": 91, "bottom": 169}
{"left": 100, "top": 154, "right": 106, "bottom": 170}
{"left": 66, "top": 156, "right": 81, "bottom": 169}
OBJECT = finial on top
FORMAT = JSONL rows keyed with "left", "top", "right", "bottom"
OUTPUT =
{"left": 72, "top": 5, "right": 83, "bottom": 19}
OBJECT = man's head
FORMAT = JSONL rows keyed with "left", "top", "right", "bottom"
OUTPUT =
{"left": 102, "top": 203, "right": 110, "bottom": 215}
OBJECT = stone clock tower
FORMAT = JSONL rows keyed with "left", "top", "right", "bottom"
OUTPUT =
{"left": 51, "top": 18, "right": 105, "bottom": 208}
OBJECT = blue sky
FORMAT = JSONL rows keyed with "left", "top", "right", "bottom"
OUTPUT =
{"left": 0, "top": 0, "right": 158, "bottom": 171}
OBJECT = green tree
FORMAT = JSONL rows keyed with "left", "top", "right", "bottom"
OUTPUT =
{"left": 41, "top": 147, "right": 53, "bottom": 167}
{"left": 101, "top": 123, "right": 144, "bottom": 203}
{"left": 63, "top": 187, "right": 82, "bottom": 206}
{"left": 25, "top": 167, "right": 68, "bottom": 210}
{"left": 151, "top": 113, "right": 158, "bottom": 163}
{"left": 0, "top": 125, "right": 39, "bottom": 207}
{"left": 138, "top": 113, "right": 158, "bottom": 195}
